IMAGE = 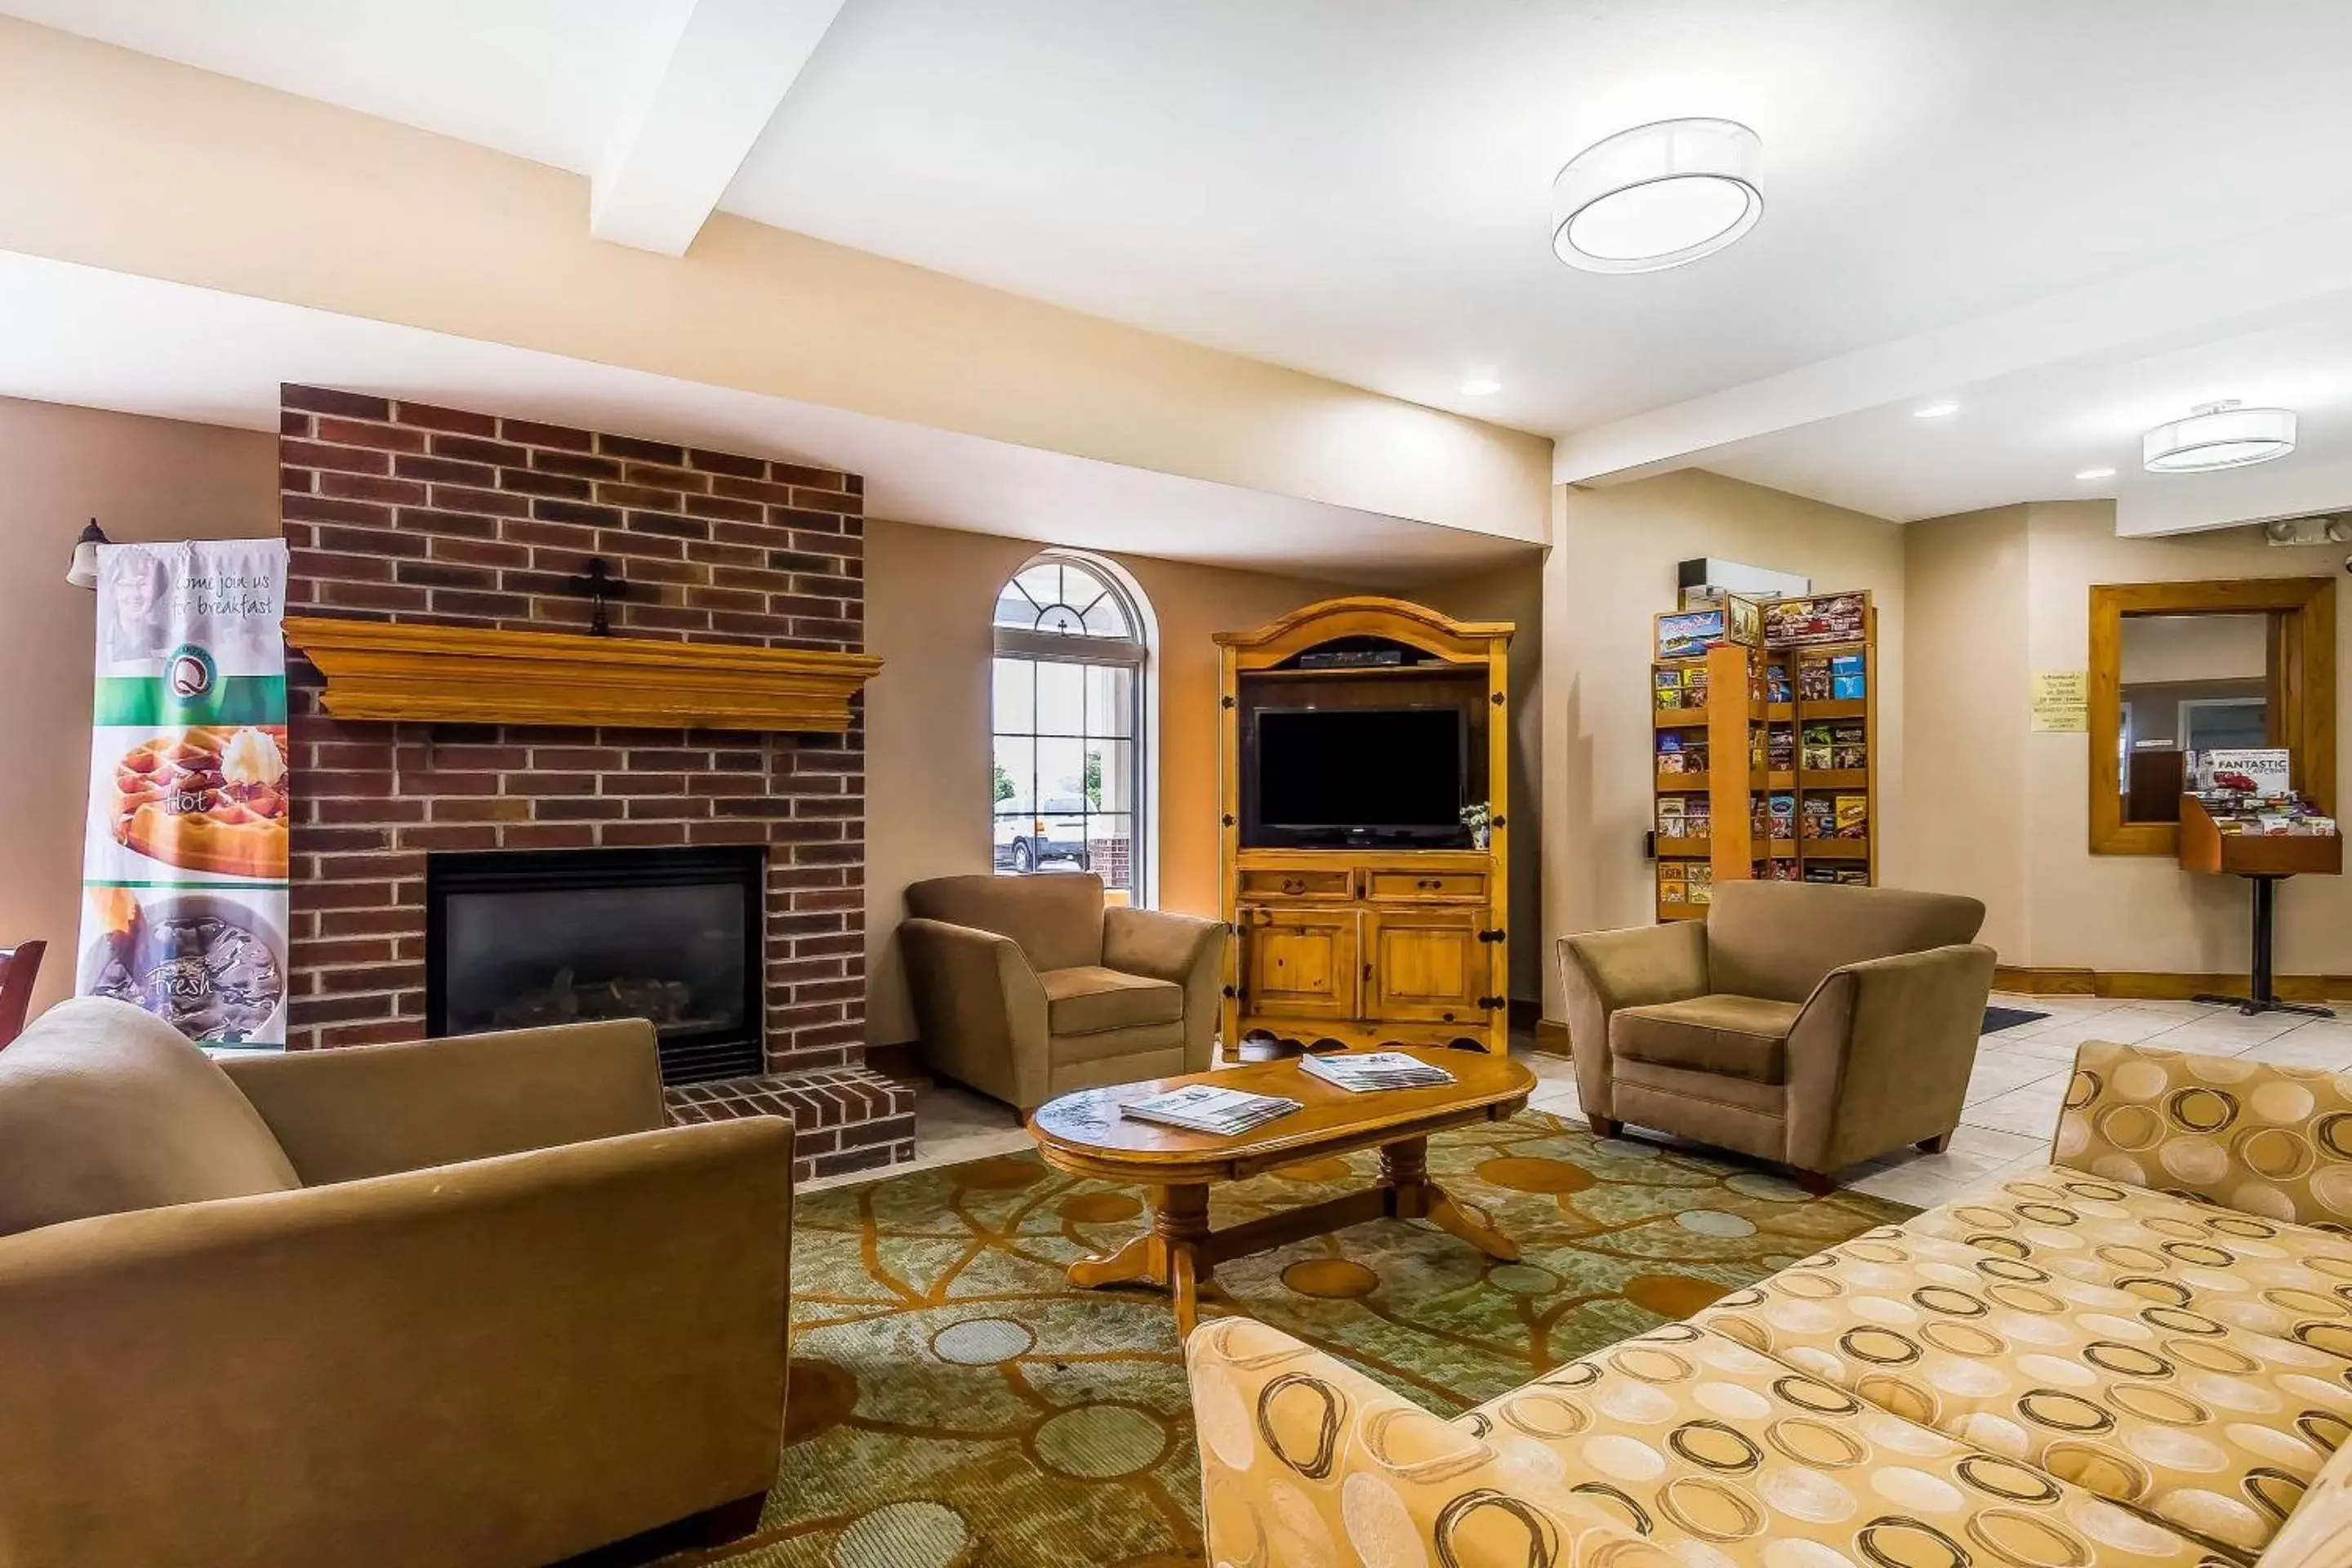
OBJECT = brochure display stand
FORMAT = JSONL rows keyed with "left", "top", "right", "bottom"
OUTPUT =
{"left": 1652, "top": 592, "right": 1878, "bottom": 920}
{"left": 2179, "top": 792, "right": 2341, "bottom": 1018}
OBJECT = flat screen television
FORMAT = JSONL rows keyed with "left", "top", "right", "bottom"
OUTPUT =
{"left": 1250, "top": 706, "right": 1467, "bottom": 847}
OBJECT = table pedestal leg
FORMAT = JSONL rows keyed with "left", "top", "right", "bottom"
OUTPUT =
{"left": 1156, "top": 1183, "right": 1211, "bottom": 1338}
{"left": 1063, "top": 1134, "right": 1527, "bottom": 1337}
{"left": 1065, "top": 1232, "right": 1155, "bottom": 1289}
{"left": 1379, "top": 1137, "right": 1519, "bottom": 1262}
{"left": 1065, "top": 1183, "right": 1213, "bottom": 1339}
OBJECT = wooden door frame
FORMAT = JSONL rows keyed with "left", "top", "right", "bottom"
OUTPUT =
{"left": 2089, "top": 577, "right": 2336, "bottom": 856}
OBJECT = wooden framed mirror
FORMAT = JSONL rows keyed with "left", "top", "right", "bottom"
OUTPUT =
{"left": 2089, "top": 577, "right": 2336, "bottom": 855}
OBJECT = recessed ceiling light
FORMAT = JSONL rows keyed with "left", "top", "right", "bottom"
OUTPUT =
{"left": 1551, "top": 118, "right": 1762, "bottom": 274}
{"left": 1913, "top": 402, "right": 1959, "bottom": 419}
{"left": 1458, "top": 376, "right": 1502, "bottom": 397}
{"left": 2075, "top": 466, "right": 2116, "bottom": 481}
{"left": 2143, "top": 399, "right": 2297, "bottom": 472}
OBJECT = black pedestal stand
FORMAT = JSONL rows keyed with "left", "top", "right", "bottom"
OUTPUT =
{"left": 2190, "top": 874, "right": 2335, "bottom": 1018}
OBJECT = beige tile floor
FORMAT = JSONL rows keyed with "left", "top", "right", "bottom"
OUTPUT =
{"left": 869, "top": 994, "right": 2352, "bottom": 1205}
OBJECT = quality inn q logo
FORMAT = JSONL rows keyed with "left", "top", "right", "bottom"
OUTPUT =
{"left": 165, "top": 643, "right": 217, "bottom": 703}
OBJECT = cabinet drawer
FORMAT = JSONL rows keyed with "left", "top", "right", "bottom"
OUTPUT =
{"left": 1238, "top": 867, "right": 1354, "bottom": 901}
{"left": 1365, "top": 870, "right": 1486, "bottom": 903}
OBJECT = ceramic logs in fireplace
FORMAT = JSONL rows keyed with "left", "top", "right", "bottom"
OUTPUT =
{"left": 425, "top": 846, "right": 766, "bottom": 1084}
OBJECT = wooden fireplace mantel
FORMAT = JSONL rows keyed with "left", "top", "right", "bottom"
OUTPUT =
{"left": 283, "top": 616, "right": 883, "bottom": 733}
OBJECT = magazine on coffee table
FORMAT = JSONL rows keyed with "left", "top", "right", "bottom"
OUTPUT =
{"left": 1299, "top": 1050, "right": 1456, "bottom": 1093}
{"left": 1120, "top": 1084, "right": 1301, "bottom": 1136}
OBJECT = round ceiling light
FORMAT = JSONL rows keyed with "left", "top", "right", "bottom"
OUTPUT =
{"left": 1551, "top": 118, "right": 1762, "bottom": 274}
{"left": 2142, "top": 400, "right": 2297, "bottom": 473}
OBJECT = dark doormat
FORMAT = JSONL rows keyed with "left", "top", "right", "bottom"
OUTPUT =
{"left": 1982, "top": 1005, "right": 2049, "bottom": 1035}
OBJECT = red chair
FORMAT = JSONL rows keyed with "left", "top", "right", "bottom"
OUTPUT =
{"left": 0, "top": 941, "right": 45, "bottom": 1049}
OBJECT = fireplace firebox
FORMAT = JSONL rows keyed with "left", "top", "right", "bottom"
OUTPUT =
{"left": 425, "top": 847, "right": 765, "bottom": 1084}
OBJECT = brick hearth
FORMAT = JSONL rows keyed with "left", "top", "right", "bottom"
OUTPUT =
{"left": 277, "top": 384, "right": 905, "bottom": 1179}
{"left": 665, "top": 1067, "right": 917, "bottom": 1181}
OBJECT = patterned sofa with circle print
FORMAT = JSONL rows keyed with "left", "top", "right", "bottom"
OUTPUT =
{"left": 1184, "top": 1039, "right": 2352, "bottom": 1568}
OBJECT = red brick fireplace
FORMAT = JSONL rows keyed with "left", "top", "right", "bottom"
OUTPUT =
{"left": 277, "top": 385, "right": 911, "bottom": 1179}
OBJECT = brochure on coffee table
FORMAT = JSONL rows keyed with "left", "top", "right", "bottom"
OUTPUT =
{"left": 1298, "top": 1051, "right": 1455, "bottom": 1093}
{"left": 1120, "top": 1084, "right": 1301, "bottom": 1135}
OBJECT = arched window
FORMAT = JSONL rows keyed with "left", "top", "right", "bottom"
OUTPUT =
{"left": 991, "top": 552, "right": 1152, "bottom": 903}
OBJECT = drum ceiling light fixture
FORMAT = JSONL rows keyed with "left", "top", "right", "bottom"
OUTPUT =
{"left": 1551, "top": 118, "right": 1762, "bottom": 274}
{"left": 2142, "top": 399, "right": 2298, "bottom": 472}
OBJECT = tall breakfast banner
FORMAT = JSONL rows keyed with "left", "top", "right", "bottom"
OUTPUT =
{"left": 78, "top": 540, "right": 292, "bottom": 1049}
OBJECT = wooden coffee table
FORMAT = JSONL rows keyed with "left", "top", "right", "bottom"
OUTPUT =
{"left": 1027, "top": 1048, "right": 1535, "bottom": 1336}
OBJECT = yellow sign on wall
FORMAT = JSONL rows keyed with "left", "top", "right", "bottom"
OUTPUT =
{"left": 2031, "top": 670, "right": 2087, "bottom": 733}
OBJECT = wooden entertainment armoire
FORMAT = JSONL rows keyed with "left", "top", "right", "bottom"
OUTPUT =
{"left": 1216, "top": 597, "right": 1512, "bottom": 1057}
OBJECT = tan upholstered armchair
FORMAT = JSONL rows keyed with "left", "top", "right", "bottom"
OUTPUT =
{"left": 1558, "top": 882, "right": 1994, "bottom": 1191}
{"left": 0, "top": 999, "right": 793, "bottom": 1568}
{"left": 901, "top": 873, "right": 1227, "bottom": 1112}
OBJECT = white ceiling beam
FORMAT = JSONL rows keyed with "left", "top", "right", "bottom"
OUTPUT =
{"left": 590, "top": 0, "right": 849, "bottom": 256}
{"left": 1552, "top": 204, "right": 2352, "bottom": 488}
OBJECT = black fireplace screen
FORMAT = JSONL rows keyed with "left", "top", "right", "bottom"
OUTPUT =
{"left": 425, "top": 846, "right": 764, "bottom": 1084}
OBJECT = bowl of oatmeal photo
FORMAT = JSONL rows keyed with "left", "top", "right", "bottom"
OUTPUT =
{"left": 78, "top": 884, "right": 289, "bottom": 1046}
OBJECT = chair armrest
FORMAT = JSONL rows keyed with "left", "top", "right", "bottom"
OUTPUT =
{"left": 1102, "top": 905, "right": 1223, "bottom": 983}
{"left": 1556, "top": 920, "right": 1709, "bottom": 1116}
{"left": 1784, "top": 942, "right": 1998, "bottom": 1171}
{"left": 217, "top": 1018, "right": 665, "bottom": 1184}
{"left": 1187, "top": 1317, "right": 1671, "bottom": 1568}
{"left": 2054, "top": 1040, "right": 2352, "bottom": 1224}
{"left": 899, "top": 916, "right": 1049, "bottom": 1107}
{"left": 0, "top": 1119, "right": 793, "bottom": 1568}
{"left": 1103, "top": 907, "right": 1229, "bottom": 1070}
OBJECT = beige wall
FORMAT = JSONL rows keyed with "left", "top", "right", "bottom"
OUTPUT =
{"left": 0, "top": 398, "right": 277, "bottom": 1015}
{"left": 1904, "top": 501, "right": 2352, "bottom": 978}
{"left": 1423, "top": 556, "right": 1546, "bottom": 1003}
{"left": 0, "top": 17, "right": 1549, "bottom": 545}
{"left": 1540, "top": 470, "right": 1907, "bottom": 1019}
{"left": 1901, "top": 506, "right": 2031, "bottom": 958}
{"left": 862, "top": 519, "right": 1357, "bottom": 1044}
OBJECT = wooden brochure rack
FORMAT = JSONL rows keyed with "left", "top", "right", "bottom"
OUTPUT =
{"left": 1652, "top": 594, "right": 1879, "bottom": 920}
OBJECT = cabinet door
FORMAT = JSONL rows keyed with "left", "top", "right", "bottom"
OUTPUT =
{"left": 1365, "top": 908, "right": 1485, "bottom": 1024}
{"left": 1238, "top": 906, "right": 1360, "bottom": 1022}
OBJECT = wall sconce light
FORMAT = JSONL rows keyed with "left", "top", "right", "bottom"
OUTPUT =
{"left": 65, "top": 519, "right": 108, "bottom": 589}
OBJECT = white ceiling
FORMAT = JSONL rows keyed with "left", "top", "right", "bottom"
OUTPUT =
{"left": 1708, "top": 290, "right": 2352, "bottom": 532}
{"left": 9, "top": 0, "right": 2352, "bottom": 528}
{"left": 0, "top": 250, "right": 1524, "bottom": 587}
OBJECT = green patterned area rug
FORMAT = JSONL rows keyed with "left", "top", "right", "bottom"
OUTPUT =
{"left": 678, "top": 1108, "right": 1911, "bottom": 1568}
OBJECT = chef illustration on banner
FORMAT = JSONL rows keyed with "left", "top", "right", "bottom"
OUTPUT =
{"left": 78, "top": 539, "right": 292, "bottom": 1049}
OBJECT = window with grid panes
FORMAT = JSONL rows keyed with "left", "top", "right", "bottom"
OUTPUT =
{"left": 990, "top": 555, "right": 1148, "bottom": 902}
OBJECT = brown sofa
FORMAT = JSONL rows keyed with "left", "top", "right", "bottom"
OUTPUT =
{"left": 901, "top": 873, "right": 1227, "bottom": 1112}
{"left": 1558, "top": 880, "right": 1994, "bottom": 1190}
{"left": 0, "top": 997, "right": 795, "bottom": 1568}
